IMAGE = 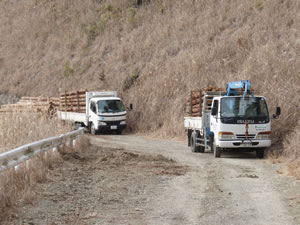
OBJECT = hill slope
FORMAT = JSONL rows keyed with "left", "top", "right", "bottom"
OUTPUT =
{"left": 0, "top": 0, "right": 299, "bottom": 156}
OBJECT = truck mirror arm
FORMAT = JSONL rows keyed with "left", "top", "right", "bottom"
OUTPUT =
{"left": 127, "top": 104, "right": 133, "bottom": 111}
{"left": 272, "top": 106, "right": 281, "bottom": 119}
{"left": 276, "top": 106, "right": 281, "bottom": 116}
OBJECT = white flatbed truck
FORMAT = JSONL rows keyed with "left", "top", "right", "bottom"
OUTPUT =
{"left": 58, "top": 91, "right": 130, "bottom": 134}
{"left": 184, "top": 81, "right": 280, "bottom": 158}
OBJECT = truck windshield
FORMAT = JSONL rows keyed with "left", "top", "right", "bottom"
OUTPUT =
{"left": 97, "top": 100, "right": 125, "bottom": 113}
{"left": 220, "top": 97, "right": 269, "bottom": 124}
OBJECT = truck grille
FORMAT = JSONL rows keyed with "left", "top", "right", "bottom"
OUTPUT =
{"left": 236, "top": 134, "right": 256, "bottom": 139}
{"left": 105, "top": 121, "right": 121, "bottom": 126}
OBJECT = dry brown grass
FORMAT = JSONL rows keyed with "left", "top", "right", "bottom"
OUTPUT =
{"left": 0, "top": 135, "right": 90, "bottom": 221}
{"left": 283, "top": 122, "right": 300, "bottom": 178}
{"left": 0, "top": 111, "right": 74, "bottom": 219}
{"left": 0, "top": 112, "right": 72, "bottom": 153}
{"left": 283, "top": 121, "right": 300, "bottom": 160}
{"left": 0, "top": 0, "right": 299, "bottom": 159}
{"left": 287, "top": 160, "right": 300, "bottom": 180}
{"left": 73, "top": 135, "right": 90, "bottom": 153}
{"left": 0, "top": 150, "right": 60, "bottom": 220}
{"left": 267, "top": 120, "right": 299, "bottom": 177}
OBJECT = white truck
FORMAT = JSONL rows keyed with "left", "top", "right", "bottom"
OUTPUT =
{"left": 184, "top": 80, "right": 280, "bottom": 158}
{"left": 58, "top": 91, "right": 130, "bottom": 135}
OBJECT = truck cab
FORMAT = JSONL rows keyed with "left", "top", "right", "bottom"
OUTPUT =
{"left": 88, "top": 96, "right": 127, "bottom": 134}
{"left": 210, "top": 95, "right": 272, "bottom": 157}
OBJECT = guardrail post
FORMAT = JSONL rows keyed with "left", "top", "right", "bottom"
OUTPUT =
{"left": 26, "top": 159, "right": 31, "bottom": 169}
{"left": 15, "top": 164, "right": 21, "bottom": 172}
{"left": 73, "top": 139, "right": 77, "bottom": 148}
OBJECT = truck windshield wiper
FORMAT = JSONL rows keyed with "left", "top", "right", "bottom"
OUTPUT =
{"left": 221, "top": 117, "right": 236, "bottom": 122}
{"left": 222, "top": 116, "right": 238, "bottom": 119}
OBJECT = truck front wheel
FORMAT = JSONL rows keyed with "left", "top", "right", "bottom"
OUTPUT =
{"left": 90, "top": 123, "right": 97, "bottom": 135}
{"left": 256, "top": 148, "right": 265, "bottom": 159}
{"left": 116, "top": 129, "right": 123, "bottom": 135}
{"left": 213, "top": 143, "right": 221, "bottom": 158}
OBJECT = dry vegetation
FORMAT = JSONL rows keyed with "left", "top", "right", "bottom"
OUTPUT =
{"left": 0, "top": 134, "right": 90, "bottom": 221}
{"left": 283, "top": 122, "right": 300, "bottom": 178}
{"left": 0, "top": 1, "right": 298, "bottom": 219}
{"left": 0, "top": 111, "right": 75, "bottom": 218}
{"left": 0, "top": 112, "right": 72, "bottom": 153}
{"left": 0, "top": 150, "right": 60, "bottom": 220}
{"left": 0, "top": 0, "right": 299, "bottom": 158}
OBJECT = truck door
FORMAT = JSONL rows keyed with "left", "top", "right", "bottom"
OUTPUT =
{"left": 210, "top": 99, "right": 219, "bottom": 135}
{"left": 89, "top": 101, "right": 98, "bottom": 127}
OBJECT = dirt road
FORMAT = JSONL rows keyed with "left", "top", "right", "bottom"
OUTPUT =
{"left": 4, "top": 135, "right": 300, "bottom": 225}
{"left": 90, "top": 135, "right": 300, "bottom": 225}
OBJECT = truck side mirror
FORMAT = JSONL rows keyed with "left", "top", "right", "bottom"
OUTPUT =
{"left": 211, "top": 107, "right": 217, "bottom": 116}
{"left": 276, "top": 107, "right": 281, "bottom": 116}
{"left": 272, "top": 107, "right": 281, "bottom": 119}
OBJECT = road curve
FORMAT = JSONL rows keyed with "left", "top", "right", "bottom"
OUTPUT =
{"left": 90, "top": 134, "right": 300, "bottom": 225}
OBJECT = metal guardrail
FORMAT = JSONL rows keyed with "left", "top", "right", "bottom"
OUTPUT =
{"left": 0, "top": 128, "right": 84, "bottom": 172}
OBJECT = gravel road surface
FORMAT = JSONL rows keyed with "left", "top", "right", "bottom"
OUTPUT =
{"left": 90, "top": 135, "right": 300, "bottom": 225}
{"left": 3, "top": 134, "right": 300, "bottom": 225}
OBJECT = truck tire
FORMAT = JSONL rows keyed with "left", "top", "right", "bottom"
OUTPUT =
{"left": 198, "top": 145, "right": 205, "bottom": 153}
{"left": 90, "top": 123, "right": 97, "bottom": 135}
{"left": 190, "top": 132, "right": 198, "bottom": 152}
{"left": 187, "top": 129, "right": 192, "bottom": 147}
{"left": 213, "top": 143, "right": 221, "bottom": 158}
{"left": 198, "top": 136, "right": 205, "bottom": 153}
{"left": 190, "top": 132, "right": 204, "bottom": 153}
{"left": 256, "top": 148, "right": 265, "bottom": 159}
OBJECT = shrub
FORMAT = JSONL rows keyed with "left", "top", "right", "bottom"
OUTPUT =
{"left": 128, "top": 7, "right": 137, "bottom": 28}
{"left": 64, "top": 62, "right": 75, "bottom": 77}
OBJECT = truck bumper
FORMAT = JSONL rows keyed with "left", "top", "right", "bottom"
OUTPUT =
{"left": 98, "top": 124, "right": 127, "bottom": 132}
{"left": 216, "top": 139, "right": 271, "bottom": 148}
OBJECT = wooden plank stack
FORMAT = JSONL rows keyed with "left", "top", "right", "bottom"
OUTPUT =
{"left": 186, "top": 90, "right": 203, "bottom": 116}
{"left": 0, "top": 89, "right": 89, "bottom": 115}
{"left": 59, "top": 89, "right": 88, "bottom": 113}
{"left": 0, "top": 96, "right": 58, "bottom": 115}
{"left": 186, "top": 87, "right": 224, "bottom": 117}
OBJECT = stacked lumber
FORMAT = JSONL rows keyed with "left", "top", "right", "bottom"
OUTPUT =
{"left": 0, "top": 89, "right": 89, "bottom": 114}
{"left": 0, "top": 96, "right": 57, "bottom": 115}
{"left": 186, "top": 87, "right": 224, "bottom": 117}
{"left": 59, "top": 89, "right": 88, "bottom": 113}
{"left": 18, "top": 96, "right": 51, "bottom": 103}
{"left": 202, "top": 87, "right": 224, "bottom": 92}
{"left": 186, "top": 90, "right": 202, "bottom": 116}
{"left": 50, "top": 97, "right": 60, "bottom": 109}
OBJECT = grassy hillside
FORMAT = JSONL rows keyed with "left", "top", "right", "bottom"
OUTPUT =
{"left": 0, "top": 0, "right": 299, "bottom": 157}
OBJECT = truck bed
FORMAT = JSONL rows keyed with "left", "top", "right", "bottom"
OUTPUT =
{"left": 57, "top": 111, "right": 87, "bottom": 125}
{"left": 184, "top": 117, "right": 203, "bottom": 130}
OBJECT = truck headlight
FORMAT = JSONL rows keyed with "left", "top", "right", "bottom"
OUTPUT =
{"left": 219, "top": 132, "right": 234, "bottom": 140}
{"left": 120, "top": 121, "right": 126, "bottom": 125}
{"left": 256, "top": 131, "right": 271, "bottom": 140}
{"left": 98, "top": 121, "right": 107, "bottom": 126}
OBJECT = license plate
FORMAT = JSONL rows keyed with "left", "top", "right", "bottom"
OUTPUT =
{"left": 242, "top": 142, "right": 252, "bottom": 147}
{"left": 111, "top": 125, "right": 117, "bottom": 130}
